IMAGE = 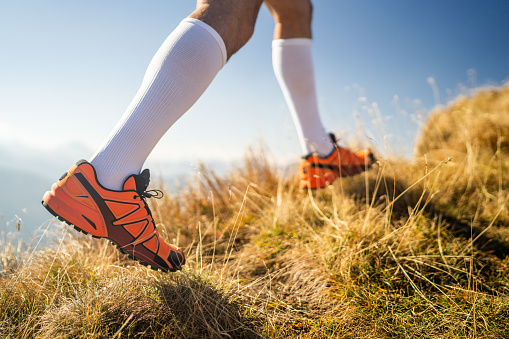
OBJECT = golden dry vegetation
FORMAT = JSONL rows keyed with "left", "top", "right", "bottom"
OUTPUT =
{"left": 2, "top": 84, "right": 509, "bottom": 338}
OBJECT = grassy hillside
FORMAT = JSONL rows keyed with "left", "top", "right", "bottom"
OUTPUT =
{"left": 2, "top": 84, "right": 509, "bottom": 338}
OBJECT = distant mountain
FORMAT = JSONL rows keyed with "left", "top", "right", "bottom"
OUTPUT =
{"left": 0, "top": 167, "right": 54, "bottom": 239}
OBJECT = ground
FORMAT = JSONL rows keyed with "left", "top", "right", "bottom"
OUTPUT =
{"left": 1, "top": 85, "right": 509, "bottom": 338}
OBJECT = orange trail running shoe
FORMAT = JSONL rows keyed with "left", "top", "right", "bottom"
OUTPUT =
{"left": 299, "top": 134, "right": 375, "bottom": 189}
{"left": 42, "top": 160, "right": 185, "bottom": 272}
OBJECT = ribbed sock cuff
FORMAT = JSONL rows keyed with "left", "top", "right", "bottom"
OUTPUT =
{"left": 272, "top": 38, "right": 312, "bottom": 49}
{"left": 183, "top": 18, "right": 227, "bottom": 67}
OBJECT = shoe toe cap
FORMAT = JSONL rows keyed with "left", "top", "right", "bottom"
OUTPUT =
{"left": 153, "top": 249, "right": 185, "bottom": 272}
{"left": 168, "top": 250, "right": 186, "bottom": 271}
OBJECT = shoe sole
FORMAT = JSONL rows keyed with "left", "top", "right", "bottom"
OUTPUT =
{"left": 42, "top": 201, "right": 176, "bottom": 272}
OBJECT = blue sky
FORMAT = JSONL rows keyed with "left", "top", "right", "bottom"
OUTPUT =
{"left": 1, "top": 0, "right": 509, "bottom": 237}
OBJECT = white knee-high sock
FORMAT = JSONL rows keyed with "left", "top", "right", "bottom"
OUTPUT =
{"left": 272, "top": 38, "right": 332, "bottom": 155}
{"left": 89, "top": 18, "right": 227, "bottom": 190}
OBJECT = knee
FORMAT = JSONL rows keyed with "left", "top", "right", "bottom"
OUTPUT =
{"left": 233, "top": 7, "right": 259, "bottom": 47}
{"left": 191, "top": 1, "right": 262, "bottom": 57}
{"left": 221, "top": 5, "right": 260, "bottom": 56}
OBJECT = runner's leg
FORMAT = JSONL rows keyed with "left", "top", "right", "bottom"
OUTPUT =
{"left": 90, "top": 0, "right": 264, "bottom": 190}
{"left": 266, "top": 0, "right": 332, "bottom": 155}
{"left": 43, "top": 0, "right": 266, "bottom": 272}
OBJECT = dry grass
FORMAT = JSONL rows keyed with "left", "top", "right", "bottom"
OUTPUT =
{"left": 2, "top": 84, "right": 509, "bottom": 338}
{"left": 416, "top": 85, "right": 509, "bottom": 155}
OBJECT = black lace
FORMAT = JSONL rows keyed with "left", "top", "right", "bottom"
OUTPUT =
{"left": 142, "top": 189, "right": 164, "bottom": 199}
{"left": 136, "top": 188, "right": 164, "bottom": 227}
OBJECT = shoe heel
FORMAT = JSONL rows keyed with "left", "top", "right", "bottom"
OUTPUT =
{"left": 42, "top": 189, "right": 104, "bottom": 238}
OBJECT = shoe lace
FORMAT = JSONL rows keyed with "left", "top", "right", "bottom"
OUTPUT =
{"left": 135, "top": 188, "right": 164, "bottom": 237}
{"left": 142, "top": 189, "right": 164, "bottom": 199}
